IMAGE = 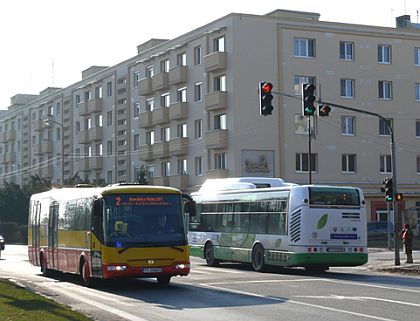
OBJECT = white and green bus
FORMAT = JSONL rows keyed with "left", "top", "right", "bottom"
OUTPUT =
{"left": 188, "top": 178, "right": 368, "bottom": 272}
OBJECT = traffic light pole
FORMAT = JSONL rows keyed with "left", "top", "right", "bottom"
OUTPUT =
{"left": 308, "top": 116, "right": 312, "bottom": 184}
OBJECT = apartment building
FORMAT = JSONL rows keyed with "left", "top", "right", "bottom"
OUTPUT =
{"left": 0, "top": 9, "right": 419, "bottom": 222}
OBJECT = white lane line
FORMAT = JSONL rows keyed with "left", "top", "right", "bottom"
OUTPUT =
{"left": 294, "top": 295, "right": 420, "bottom": 307}
{"left": 51, "top": 286, "right": 149, "bottom": 321}
{"left": 199, "top": 283, "right": 397, "bottom": 321}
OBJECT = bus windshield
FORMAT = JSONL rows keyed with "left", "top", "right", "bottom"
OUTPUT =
{"left": 103, "top": 193, "right": 186, "bottom": 247}
{"left": 309, "top": 187, "right": 360, "bottom": 206}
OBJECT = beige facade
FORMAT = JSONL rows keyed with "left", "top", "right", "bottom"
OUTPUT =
{"left": 1, "top": 10, "right": 420, "bottom": 221}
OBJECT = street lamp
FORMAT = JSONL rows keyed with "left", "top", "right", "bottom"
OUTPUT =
{"left": 43, "top": 115, "right": 64, "bottom": 186}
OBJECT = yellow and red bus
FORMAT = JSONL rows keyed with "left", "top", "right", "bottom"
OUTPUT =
{"left": 28, "top": 184, "right": 194, "bottom": 286}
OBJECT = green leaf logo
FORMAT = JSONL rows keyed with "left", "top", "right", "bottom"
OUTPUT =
{"left": 317, "top": 214, "right": 328, "bottom": 229}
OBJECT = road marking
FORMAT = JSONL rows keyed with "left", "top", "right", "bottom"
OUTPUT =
{"left": 295, "top": 295, "right": 420, "bottom": 307}
{"left": 51, "top": 286, "right": 149, "bottom": 321}
{"left": 199, "top": 283, "right": 397, "bottom": 321}
{"left": 197, "top": 266, "right": 243, "bottom": 274}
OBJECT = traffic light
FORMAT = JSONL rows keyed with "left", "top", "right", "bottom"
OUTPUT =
{"left": 396, "top": 193, "right": 403, "bottom": 201}
{"left": 302, "top": 83, "right": 316, "bottom": 116}
{"left": 383, "top": 178, "right": 393, "bottom": 202}
{"left": 259, "top": 82, "right": 273, "bottom": 116}
{"left": 318, "top": 105, "right": 331, "bottom": 117}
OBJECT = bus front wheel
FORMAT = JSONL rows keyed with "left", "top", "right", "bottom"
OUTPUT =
{"left": 80, "top": 259, "right": 94, "bottom": 287}
{"left": 252, "top": 244, "right": 266, "bottom": 272}
{"left": 204, "top": 242, "right": 219, "bottom": 267}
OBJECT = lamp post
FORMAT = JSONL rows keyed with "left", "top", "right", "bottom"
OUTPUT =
{"left": 43, "top": 115, "right": 64, "bottom": 186}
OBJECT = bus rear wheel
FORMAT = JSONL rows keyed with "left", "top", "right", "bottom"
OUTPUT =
{"left": 204, "top": 242, "right": 219, "bottom": 267}
{"left": 252, "top": 244, "right": 266, "bottom": 272}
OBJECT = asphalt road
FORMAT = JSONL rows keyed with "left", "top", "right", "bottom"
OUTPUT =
{"left": 1, "top": 245, "right": 419, "bottom": 321}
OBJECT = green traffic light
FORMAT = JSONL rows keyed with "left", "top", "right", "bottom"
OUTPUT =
{"left": 386, "top": 195, "right": 393, "bottom": 202}
{"left": 305, "top": 106, "right": 315, "bottom": 115}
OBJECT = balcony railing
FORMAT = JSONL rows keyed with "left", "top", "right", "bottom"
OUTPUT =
{"left": 204, "top": 51, "right": 227, "bottom": 72}
{"left": 205, "top": 129, "right": 228, "bottom": 149}
{"left": 205, "top": 91, "right": 227, "bottom": 111}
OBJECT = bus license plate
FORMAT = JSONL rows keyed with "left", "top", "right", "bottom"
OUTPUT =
{"left": 143, "top": 267, "right": 162, "bottom": 273}
{"left": 326, "top": 247, "right": 344, "bottom": 253}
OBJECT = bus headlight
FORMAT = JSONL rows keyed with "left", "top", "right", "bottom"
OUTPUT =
{"left": 175, "top": 263, "right": 190, "bottom": 269}
{"left": 106, "top": 265, "right": 127, "bottom": 271}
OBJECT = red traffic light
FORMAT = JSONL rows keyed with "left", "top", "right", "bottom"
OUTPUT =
{"left": 262, "top": 82, "right": 272, "bottom": 93}
{"left": 318, "top": 105, "right": 331, "bottom": 117}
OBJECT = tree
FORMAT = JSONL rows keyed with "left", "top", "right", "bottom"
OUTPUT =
{"left": 136, "top": 165, "right": 149, "bottom": 185}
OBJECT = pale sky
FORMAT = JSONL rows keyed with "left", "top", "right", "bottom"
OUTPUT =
{"left": 0, "top": 0, "right": 418, "bottom": 109}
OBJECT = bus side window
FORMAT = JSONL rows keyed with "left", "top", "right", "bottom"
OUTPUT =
{"left": 92, "top": 199, "right": 104, "bottom": 242}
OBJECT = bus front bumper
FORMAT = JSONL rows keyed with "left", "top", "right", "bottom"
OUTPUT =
{"left": 102, "top": 261, "right": 190, "bottom": 279}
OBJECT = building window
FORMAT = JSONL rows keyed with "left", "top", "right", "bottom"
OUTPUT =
{"left": 177, "top": 52, "right": 187, "bottom": 66}
{"left": 146, "top": 98, "right": 155, "bottom": 111}
{"left": 215, "top": 153, "right": 227, "bottom": 170}
{"left": 106, "top": 141, "right": 112, "bottom": 156}
{"left": 340, "top": 79, "right": 355, "bottom": 98}
{"left": 417, "top": 156, "right": 420, "bottom": 174}
{"left": 340, "top": 41, "right": 354, "bottom": 60}
{"left": 95, "top": 86, "right": 102, "bottom": 98}
{"left": 107, "top": 171, "right": 113, "bottom": 183}
{"left": 134, "top": 102, "right": 140, "bottom": 118}
{"left": 296, "top": 153, "right": 317, "bottom": 172}
{"left": 194, "top": 82, "right": 202, "bottom": 102}
{"left": 107, "top": 111, "right": 112, "bottom": 126}
{"left": 342, "top": 154, "right": 356, "bottom": 173}
{"left": 95, "top": 115, "right": 102, "bottom": 127}
{"left": 214, "top": 36, "right": 225, "bottom": 52}
{"left": 161, "top": 127, "right": 170, "bottom": 142}
{"left": 293, "top": 76, "right": 315, "bottom": 95}
{"left": 107, "top": 82, "right": 112, "bottom": 97}
{"left": 378, "top": 44, "right": 391, "bottom": 64}
{"left": 378, "top": 81, "right": 392, "bottom": 100}
{"left": 214, "top": 114, "right": 227, "bottom": 130}
{"left": 178, "top": 159, "right": 187, "bottom": 175}
{"left": 95, "top": 143, "right": 103, "bottom": 156}
{"left": 177, "top": 123, "right": 187, "bottom": 138}
{"left": 379, "top": 118, "right": 392, "bottom": 136}
{"left": 294, "top": 38, "right": 315, "bottom": 58}
{"left": 195, "top": 119, "right": 202, "bottom": 139}
{"left": 134, "top": 134, "right": 140, "bottom": 151}
{"left": 380, "top": 155, "right": 392, "bottom": 173}
{"left": 160, "top": 59, "right": 169, "bottom": 73}
{"left": 147, "top": 165, "right": 155, "bottom": 179}
{"left": 214, "top": 75, "right": 226, "bottom": 91}
{"left": 415, "top": 48, "right": 420, "bottom": 66}
{"left": 341, "top": 116, "right": 355, "bottom": 135}
{"left": 194, "top": 46, "right": 202, "bottom": 65}
{"left": 146, "top": 65, "right": 154, "bottom": 78}
{"left": 195, "top": 157, "right": 203, "bottom": 176}
{"left": 134, "top": 71, "right": 140, "bottom": 87}
{"left": 416, "top": 120, "right": 420, "bottom": 137}
{"left": 162, "top": 161, "right": 170, "bottom": 177}
{"left": 177, "top": 87, "right": 187, "bottom": 102}
{"left": 161, "top": 93, "right": 170, "bottom": 107}
{"left": 416, "top": 83, "right": 420, "bottom": 101}
{"left": 146, "top": 131, "right": 155, "bottom": 145}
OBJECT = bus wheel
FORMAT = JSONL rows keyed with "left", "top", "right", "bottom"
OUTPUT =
{"left": 252, "top": 244, "right": 266, "bottom": 272}
{"left": 80, "top": 259, "right": 93, "bottom": 287}
{"left": 157, "top": 276, "right": 171, "bottom": 286}
{"left": 204, "top": 242, "right": 219, "bottom": 267}
{"left": 40, "top": 254, "right": 51, "bottom": 277}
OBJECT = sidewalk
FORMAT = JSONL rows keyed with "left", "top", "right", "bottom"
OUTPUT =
{"left": 367, "top": 248, "right": 420, "bottom": 276}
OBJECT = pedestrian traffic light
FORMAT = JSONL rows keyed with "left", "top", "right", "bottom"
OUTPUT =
{"left": 383, "top": 178, "right": 393, "bottom": 202}
{"left": 302, "top": 83, "right": 316, "bottom": 116}
{"left": 318, "top": 105, "right": 331, "bottom": 117}
{"left": 259, "top": 81, "right": 273, "bottom": 116}
{"left": 396, "top": 193, "right": 403, "bottom": 201}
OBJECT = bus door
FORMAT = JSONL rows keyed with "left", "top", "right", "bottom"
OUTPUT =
{"left": 48, "top": 202, "right": 59, "bottom": 270}
{"left": 91, "top": 198, "right": 104, "bottom": 278}
{"left": 32, "top": 202, "right": 41, "bottom": 266}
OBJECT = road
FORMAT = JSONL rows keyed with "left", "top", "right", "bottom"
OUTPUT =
{"left": 1, "top": 245, "right": 419, "bottom": 321}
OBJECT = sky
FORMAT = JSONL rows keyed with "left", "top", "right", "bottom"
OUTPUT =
{"left": 0, "top": 0, "right": 419, "bottom": 109}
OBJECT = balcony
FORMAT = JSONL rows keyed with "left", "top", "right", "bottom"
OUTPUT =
{"left": 139, "top": 111, "right": 152, "bottom": 128}
{"left": 152, "top": 176, "right": 170, "bottom": 186}
{"left": 89, "top": 157, "right": 103, "bottom": 170}
{"left": 32, "top": 118, "right": 43, "bottom": 132}
{"left": 153, "top": 141, "right": 169, "bottom": 158}
{"left": 139, "top": 145, "right": 153, "bottom": 161}
{"left": 169, "top": 174, "right": 189, "bottom": 190}
{"left": 78, "top": 98, "right": 102, "bottom": 116}
{"left": 78, "top": 130, "right": 89, "bottom": 144}
{"left": 169, "top": 137, "right": 189, "bottom": 156}
{"left": 169, "top": 102, "right": 188, "bottom": 120}
{"left": 78, "top": 158, "right": 90, "bottom": 171}
{"left": 35, "top": 141, "right": 53, "bottom": 155}
{"left": 204, "top": 51, "right": 227, "bottom": 72}
{"left": 205, "top": 169, "right": 229, "bottom": 179}
{"left": 138, "top": 78, "right": 153, "bottom": 96}
{"left": 152, "top": 107, "right": 169, "bottom": 125}
{"left": 205, "top": 129, "right": 228, "bottom": 149}
{"left": 88, "top": 127, "right": 103, "bottom": 142}
{"left": 40, "top": 166, "right": 53, "bottom": 178}
{"left": 169, "top": 65, "right": 187, "bottom": 86}
{"left": 205, "top": 91, "right": 227, "bottom": 111}
{"left": 152, "top": 72, "right": 169, "bottom": 91}
{"left": 3, "top": 152, "right": 16, "bottom": 163}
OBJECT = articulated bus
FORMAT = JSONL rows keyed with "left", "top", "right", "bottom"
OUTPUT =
{"left": 28, "top": 184, "right": 194, "bottom": 286}
{"left": 188, "top": 178, "right": 368, "bottom": 272}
